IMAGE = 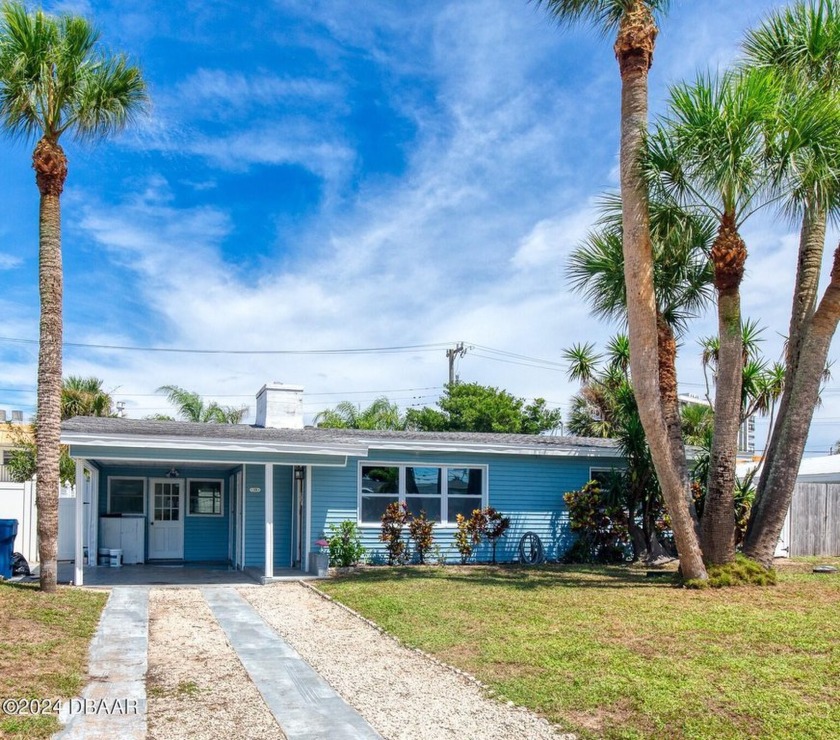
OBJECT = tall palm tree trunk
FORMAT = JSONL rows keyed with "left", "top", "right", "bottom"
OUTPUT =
{"left": 33, "top": 137, "right": 67, "bottom": 593}
{"left": 761, "top": 206, "right": 827, "bottom": 487}
{"left": 616, "top": 3, "right": 706, "bottom": 580}
{"left": 745, "top": 242, "right": 840, "bottom": 566}
{"left": 787, "top": 205, "right": 827, "bottom": 373}
{"left": 701, "top": 213, "right": 746, "bottom": 565}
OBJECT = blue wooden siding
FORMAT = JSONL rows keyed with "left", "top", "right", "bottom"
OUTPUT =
{"left": 96, "top": 464, "right": 235, "bottom": 562}
{"left": 242, "top": 464, "right": 294, "bottom": 568}
{"left": 309, "top": 450, "right": 623, "bottom": 563}
{"left": 244, "top": 465, "right": 265, "bottom": 567}
{"left": 273, "top": 465, "right": 293, "bottom": 569}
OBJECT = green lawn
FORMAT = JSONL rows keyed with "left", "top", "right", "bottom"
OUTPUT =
{"left": 0, "top": 582, "right": 107, "bottom": 738}
{"left": 319, "top": 559, "right": 840, "bottom": 740}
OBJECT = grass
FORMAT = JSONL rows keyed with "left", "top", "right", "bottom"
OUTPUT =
{"left": 319, "top": 558, "right": 840, "bottom": 740}
{"left": 0, "top": 582, "right": 107, "bottom": 738}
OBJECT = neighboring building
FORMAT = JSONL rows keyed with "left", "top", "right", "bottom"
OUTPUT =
{"left": 61, "top": 383, "right": 624, "bottom": 585}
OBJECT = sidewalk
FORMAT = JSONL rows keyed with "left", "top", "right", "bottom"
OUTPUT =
{"left": 57, "top": 588, "right": 148, "bottom": 739}
{"left": 203, "top": 587, "right": 382, "bottom": 739}
{"left": 57, "top": 585, "right": 380, "bottom": 740}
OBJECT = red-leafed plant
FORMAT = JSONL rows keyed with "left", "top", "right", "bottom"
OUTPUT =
{"left": 484, "top": 507, "right": 511, "bottom": 564}
{"left": 379, "top": 501, "right": 409, "bottom": 565}
{"left": 408, "top": 510, "right": 435, "bottom": 564}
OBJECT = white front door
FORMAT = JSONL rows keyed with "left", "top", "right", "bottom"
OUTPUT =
{"left": 148, "top": 479, "right": 184, "bottom": 560}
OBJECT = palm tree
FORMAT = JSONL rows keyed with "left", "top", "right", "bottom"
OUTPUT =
{"left": 569, "top": 193, "right": 715, "bottom": 482}
{"left": 741, "top": 0, "right": 840, "bottom": 565}
{"left": 157, "top": 385, "right": 248, "bottom": 424}
{"left": 61, "top": 376, "right": 114, "bottom": 420}
{"left": 647, "top": 67, "right": 784, "bottom": 565}
{"left": 535, "top": 0, "right": 708, "bottom": 580}
{"left": 314, "top": 397, "right": 406, "bottom": 430}
{"left": 0, "top": 4, "right": 146, "bottom": 591}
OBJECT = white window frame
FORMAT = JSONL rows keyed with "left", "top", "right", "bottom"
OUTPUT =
{"left": 107, "top": 476, "right": 146, "bottom": 515}
{"left": 589, "top": 467, "right": 620, "bottom": 486}
{"left": 186, "top": 478, "right": 225, "bottom": 517}
{"left": 357, "top": 461, "right": 488, "bottom": 527}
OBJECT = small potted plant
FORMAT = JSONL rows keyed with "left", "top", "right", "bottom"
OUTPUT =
{"left": 310, "top": 538, "right": 330, "bottom": 577}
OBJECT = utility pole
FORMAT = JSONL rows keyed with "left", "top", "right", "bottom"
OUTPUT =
{"left": 446, "top": 342, "right": 467, "bottom": 386}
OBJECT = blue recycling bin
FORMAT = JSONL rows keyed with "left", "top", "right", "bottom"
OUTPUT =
{"left": 0, "top": 519, "right": 19, "bottom": 579}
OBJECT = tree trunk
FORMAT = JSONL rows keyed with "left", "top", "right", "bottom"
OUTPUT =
{"left": 701, "top": 213, "right": 746, "bottom": 565}
{"left": 614, "top": 3, "right": 707, "bottom": 581}
{"left": 787, "top": 205, "right": 827, "bottom": 374}
{"left": 757, "top": 206, "right": 827, "bottom": 517}
{"left": 33, "top": 138, "right": 68, "bottom": 593}
{"left": 745, "top": 243, "right": 840, "bottom": 566}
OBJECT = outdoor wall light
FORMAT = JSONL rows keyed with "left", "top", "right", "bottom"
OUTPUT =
{"left": 166, "top": 468, "right": 180, "bottom": 478}
{"left": 294, "top": 466, "right": 305, "bottom": 481}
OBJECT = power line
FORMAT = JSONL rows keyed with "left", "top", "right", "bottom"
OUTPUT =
{"left": 0, "top": 335, "right": 452, "bottom": 356}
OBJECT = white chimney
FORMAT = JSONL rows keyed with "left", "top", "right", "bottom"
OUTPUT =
{"left": 255, "top": 383, "right": 304, "bottom": 429}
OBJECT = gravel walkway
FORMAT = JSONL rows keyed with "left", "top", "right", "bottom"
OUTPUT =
{"left": 146, "top": 588, "right": 284, "bottom": 740}
{"left": 244, "top": 583, "right": 567, "bottom": 740}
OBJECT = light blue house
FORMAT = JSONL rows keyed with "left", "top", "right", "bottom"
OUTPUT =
{"left": 61, "top": 384, "right": 622, "bottom": 584}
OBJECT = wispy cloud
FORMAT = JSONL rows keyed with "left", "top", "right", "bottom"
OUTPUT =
{"left": 0, "top": 252, "right": 22, "bottom": 270}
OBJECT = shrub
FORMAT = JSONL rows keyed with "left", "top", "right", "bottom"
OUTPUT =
{"left": 379, "top": 502, "right": 409, "bottom": 565}
{"left": 408, "top": 511, "right": 435, "bottom": 564}
{"left": 485, "top": 507, "right": 511, "bottom": 564}
{"left": 564, "top": 481, "right": 628, "bottom": 563}
{"left": 683, "top": 554, "right": 777, "bottom": 589}
{"left": 454, "top": 513, "right": 474, "bottom": 564}
{"left": 327, "top": 520, "right": 366, "bottom": 567}
{"left": 454, "top": 507, "right": 511, "bottom": 564}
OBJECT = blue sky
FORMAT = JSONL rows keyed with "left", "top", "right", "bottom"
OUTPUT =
{"left": 1, "top": 0, "right": 838, "bottom": 454}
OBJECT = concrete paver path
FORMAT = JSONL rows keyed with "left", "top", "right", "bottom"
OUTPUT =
{"left": 58, "top": 585, "right": 380, "bottom": 740}
{"left": 57, "top": 587, "right": 148, "bottom": 739}
{"left": 203, "top": 587, "right": 381, "bottom": 740}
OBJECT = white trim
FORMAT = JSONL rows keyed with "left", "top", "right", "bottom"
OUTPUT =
{"left": 62, "top": 431, "right": 367, "bottom": 457}
{"left": 185, "top": 478, "right": 224, "bottom": 517}
{"left": 357, "top": 461, "right": 488, "bottom": 526}
{"left": 74, "top": 459, "right": 86, "bottom": 586}
{"left": 107, "top": 476, "right": 146, "bottom": 515}
{"left": 148, "top": 477, "right": 185, "bottom": 560}
{"left": 61, "top": 430, "right": 619, "bottom": 459}
{"left": 589, "top": 466, "right": 619, "bottom": 482}
{"left": 265, "top": 464, "right": 274, "bottom": 579}
{"left": 304, "top": 465, "right": 312, "bottom": 573}
{"left": 90, "top": 466, "right": 99, "bottom": 567}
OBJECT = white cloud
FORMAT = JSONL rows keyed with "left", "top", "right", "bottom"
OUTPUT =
{"left": 0, "top": 252, "right": 22, "bottom": 270}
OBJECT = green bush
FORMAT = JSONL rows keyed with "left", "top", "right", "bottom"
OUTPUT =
{"left": 327, "top": 520, "right": 366, "bottom": 567}
{"left": 683, "top": 554, "right": 777, "bottom": 589}
{"left": 564, "top": 481, "right": 628, "bottom": 563}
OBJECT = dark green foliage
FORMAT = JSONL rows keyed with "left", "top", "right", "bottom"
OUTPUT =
{"left": 485, "top": 507, "right": 511, "bottom": 564}
{"left": 684, "top": 554, "right": 777, "bottom": 588}
{"left": 407, "top": 511, "right": 435, "bottom": 564}
{"left": 327, "top": 520, "right": 366, "bottom": 567}
{"left": 564, "top": 481, "right": 629, "bottom": 563}
{"left": 406, "top": 382, "right": 562, "bottom": 434}
{"left": 379, "top": 502, "right": 409, "bottom": 565}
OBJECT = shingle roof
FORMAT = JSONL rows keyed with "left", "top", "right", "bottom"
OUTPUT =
{"left": 61, "top": 416, "right": 619, "bottom": 452}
